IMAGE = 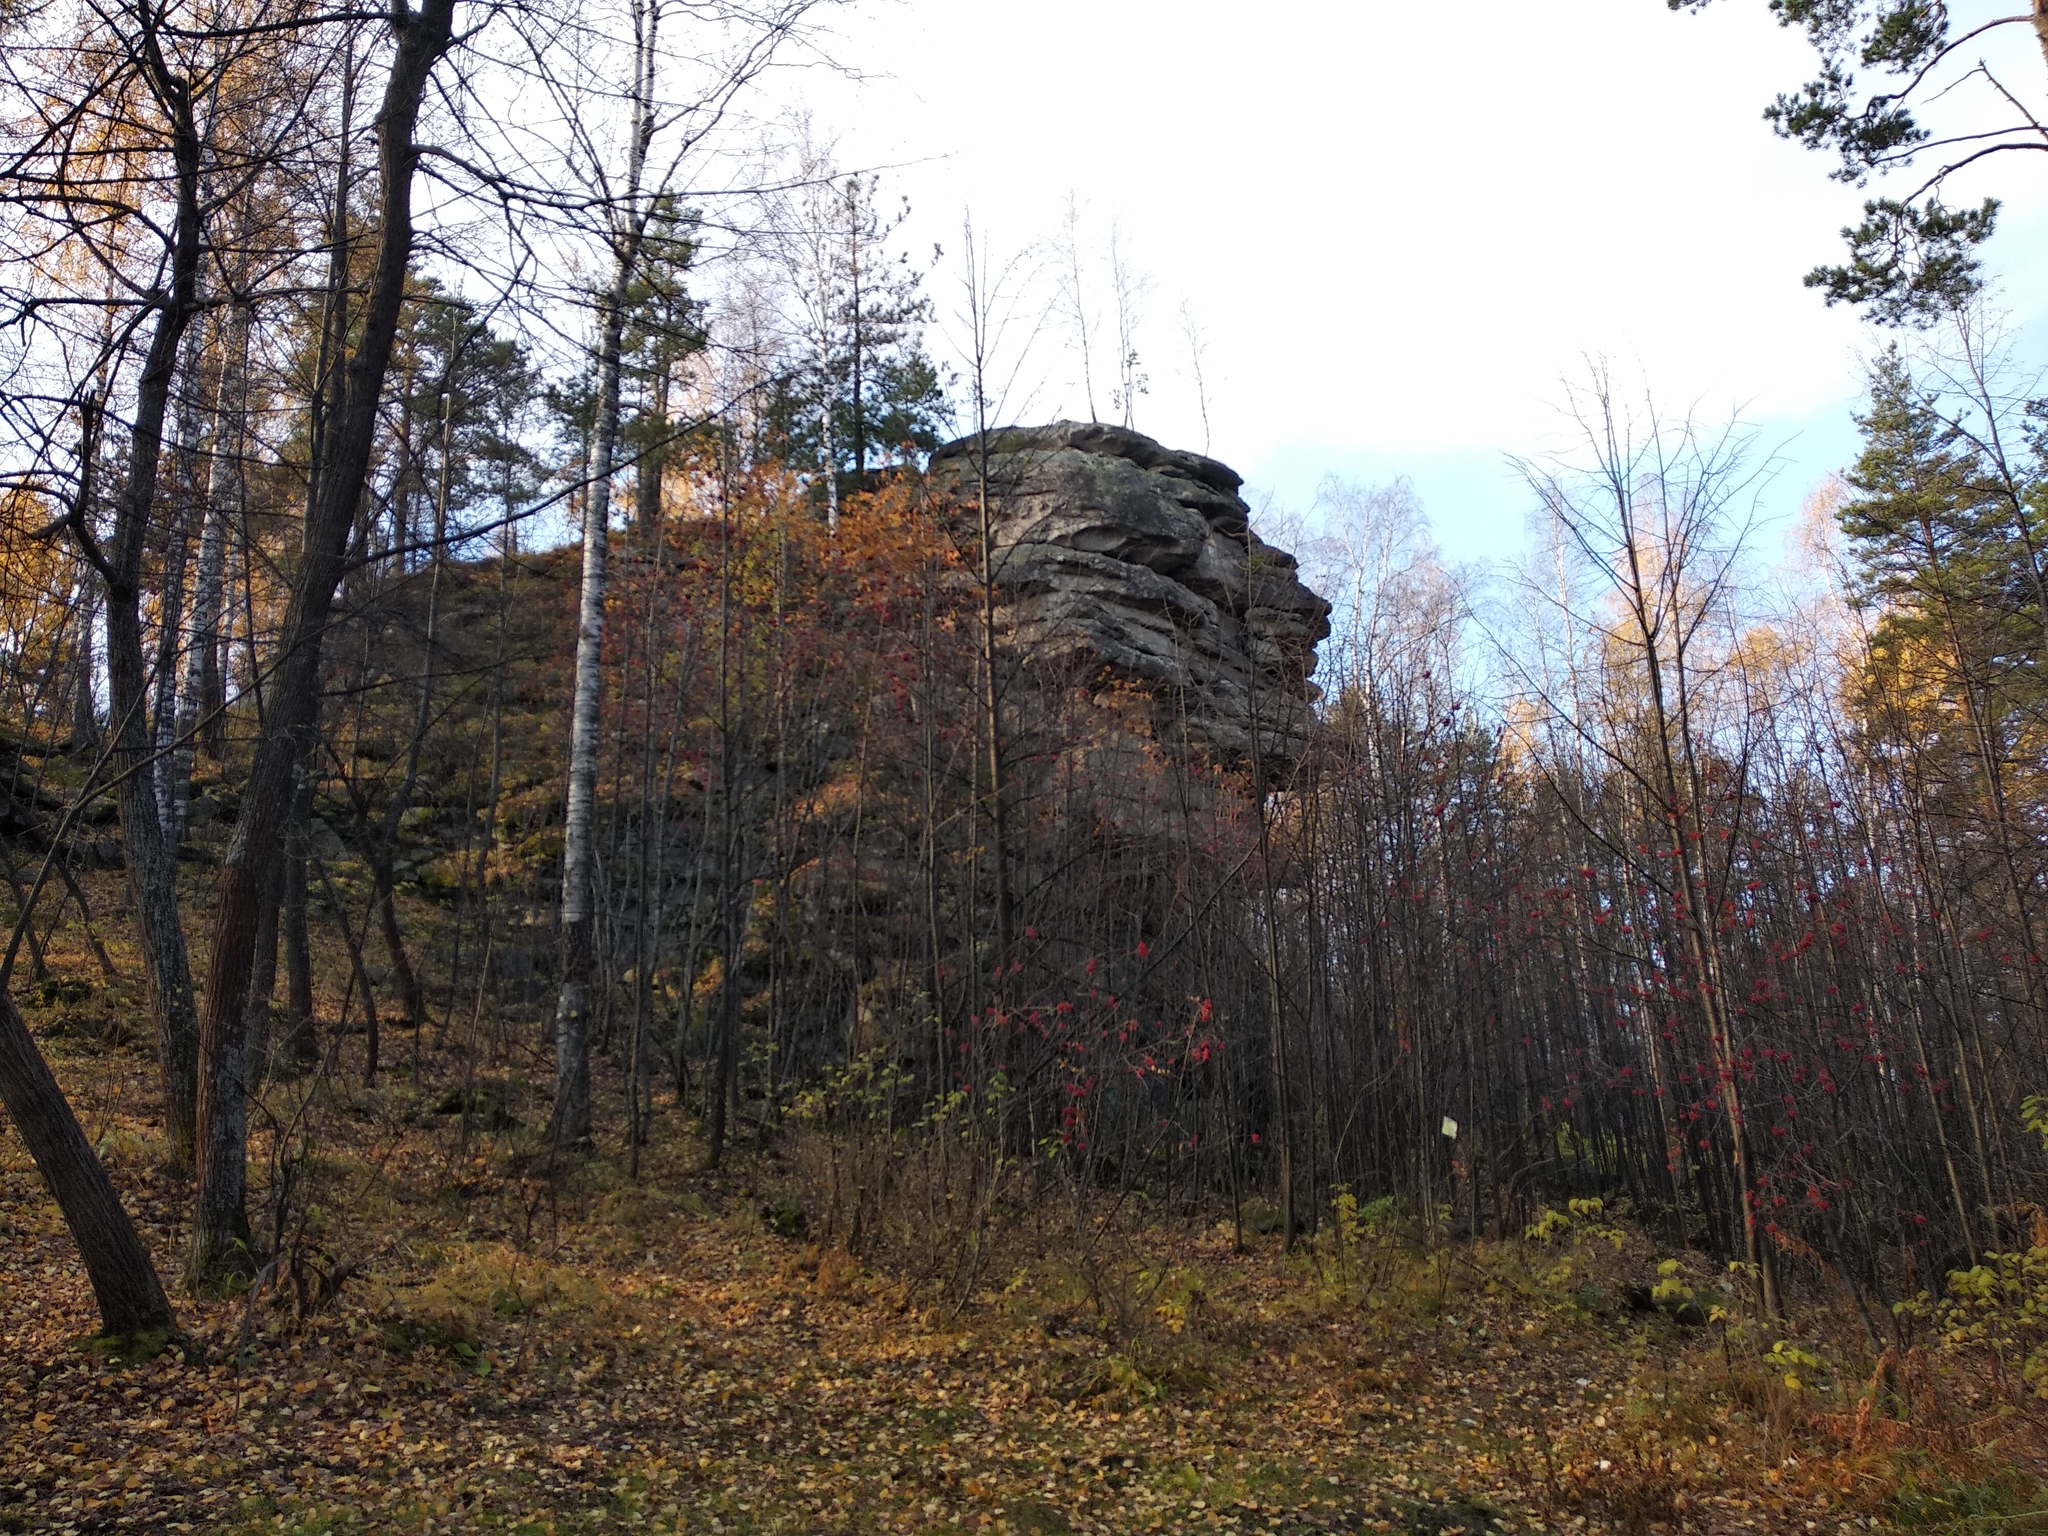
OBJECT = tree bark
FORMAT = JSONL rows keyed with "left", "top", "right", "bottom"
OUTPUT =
{"left": 280, "top": 810, "right": 316, "bottom": 1072}
{"left": 176, "top": 299, "right": 245, "bottom": 780}
{"left": 552, "top": 330, "right": 616, "bottom": 1143}
{"left": 0, "top": 990, "right": 174, "bottom": 1337}
{"left": 705, "top": 452, "right": 740, "bottom": 1168}
{"left": 151, "top": 317, "right": 211, "bottom": 841}
{"left": 188, "top": 0, "right": 458, "bottom": 1287}
{"left": 101, "top": 63, "right": 205, "bottom": 1174}
{"left": 68, "top": 582, "right": 99, "bottom": 754}
{"left": 551, "top": 0, "right": 661, "bottom": 1146}
{"left": 364, "top": 373, "right": 455, "bottom": 1041}
{"left": 373, "top": 868, "right": 423, "bottom": 1026}
{"left": 243, "top": 854, "right": 283, "bottom": 1095}
{"left": 634, "top": 362, "right": 669, "bottom": 528}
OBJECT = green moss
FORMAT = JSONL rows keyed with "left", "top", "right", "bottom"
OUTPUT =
{"left": 76, "top": 1322, "right": 185, "bottom": 1366}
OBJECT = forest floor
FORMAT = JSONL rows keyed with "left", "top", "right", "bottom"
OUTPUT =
{"left": 3, "top": 976, "right": 2046, "bottom": 1536}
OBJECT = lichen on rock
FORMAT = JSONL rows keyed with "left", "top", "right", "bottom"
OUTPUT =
{"left": 928, "top": 421, "right": 1331, "bottom": 772}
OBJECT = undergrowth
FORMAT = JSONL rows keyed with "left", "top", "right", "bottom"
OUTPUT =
{"left": 8, "top": 1003, "right": 2048, "bottom": 1533}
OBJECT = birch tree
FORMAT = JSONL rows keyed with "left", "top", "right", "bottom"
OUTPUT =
{"left": 1106, "top": 220, "right": 1148, "bottom": 430}
{"left": 1510, "top": 370, "right": 1780, "bottom": 1312}
{"left": 1053, "top": 192, "right": 1097, "bottom": 423}
{"left": 539, "top": 0, "right": 825, "bottom": 1146}
{"left": 0, "top": 0, "right": 324, "bottom": 1172}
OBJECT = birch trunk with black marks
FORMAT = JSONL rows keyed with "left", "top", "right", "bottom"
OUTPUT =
{"left": 68, "top": 582, "right": 99, "bottom": 752}
{"left": 173, "top": 296, "right": 247, "bottom": 794}
{"left": 552, "top": 0, "right": 661, "bottom": 1146}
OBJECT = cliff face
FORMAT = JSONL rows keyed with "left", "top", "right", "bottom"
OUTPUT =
{"left": 928, "top": 422, "right": 1331, "bottom": 770}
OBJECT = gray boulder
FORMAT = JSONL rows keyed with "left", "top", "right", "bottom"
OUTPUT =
{"left": 928, "top": 422, "right": 1331, "bottom": 770}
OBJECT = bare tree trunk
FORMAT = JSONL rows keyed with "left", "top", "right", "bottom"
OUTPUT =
{"left": 709, "top": 820, "right": 743, "bottom": 1163}
{"left": 99, "top": 77, "right": 205, "bottom": 1174}
{"left": 818, "top": 316, "right": 838, "bottom": 531}
{"left": 553, "top": 0, "right": 661, "bottom": 1146}
{"left": 0, "top": 991, "right": 174, "bottom": 1338}
{"left": 958, "top": 221, "right": 1013, "bottom": 979}
{"left": 1245, "top": 544, "right": 1295, "bottom": 1248}
{"left": 279, "top": 783, "right": 316, "bottom": 1072}
{"left": 242, "top": 855, "right": 282, "bottom": 1096}
{"left": 151, "top": 318, "right": 210, "bottom": 841}
{"left": 635, "top": 364, "right": 669, "bottom": 527}
{"left": 706, "top": 448, "right": 739, "bottom": 1168}
{"left": 370, "top": 339, "right": 462, "bottom": 1049}
{"left": 176, "top": 298, "right": 245, "bottom": 781}
{"left": 68, "top": 583, "right": 99, "bottom": 754}
{"left": 552, "top": 321, "right": 618, "bottom": 1146}
{"left": 374, "top": 870, "right": 423, "bottom": 1027}
{"left": 189, "top": 0, "right": 458, "bottom": 1287}
{"left": 314, "top": 855, "right": 381, "bottom": 1082}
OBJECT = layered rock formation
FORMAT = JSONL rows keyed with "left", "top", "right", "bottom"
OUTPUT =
{"left": 928, "top": 422, "right": 1331, "bottom": 770}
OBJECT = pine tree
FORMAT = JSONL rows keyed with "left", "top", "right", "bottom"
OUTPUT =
{"left": 763, "top": 172, "right": 948, "bottom": 513}
{"left": 1841, "top": 347, "right": 2036, "bottom": 725}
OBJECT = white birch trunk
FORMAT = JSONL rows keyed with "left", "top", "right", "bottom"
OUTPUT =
{"left": 151, "top": 322, "right": 212, "bottom": 835}
{"left": 69, "top": 581, "right": 99, "bottom": 750}
{"left": 819, "top": 314, "right": 837, "bottom": 531}
{"left": 167, "top": 304, "right": 243, "bottom": 848}
{"left": 551, "top": 0, "right": 659, "bottom": 1144}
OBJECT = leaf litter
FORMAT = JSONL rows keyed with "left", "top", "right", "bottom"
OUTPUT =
{"left": 1, "top": 1024, "right": 2035, "bottom": 1535}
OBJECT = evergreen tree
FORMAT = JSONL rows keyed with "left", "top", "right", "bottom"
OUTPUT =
{"left": 620, "top": 204, "right": 706, "bottom": 527}
{"left": 764, "top": 173, "right": 949, "bottom": 510}
{"left": 1672, "top": 0, "right": 2038, "bottom": 322}
{"left": 386, "top": 280, "right": 541, "bottom": 561}
{"left": 1841, "top": 347, "right": 2040, "bottom": 721}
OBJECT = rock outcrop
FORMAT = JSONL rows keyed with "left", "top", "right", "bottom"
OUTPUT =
{"left": 928, "top": 422, "right": 1331, "bottom": 770}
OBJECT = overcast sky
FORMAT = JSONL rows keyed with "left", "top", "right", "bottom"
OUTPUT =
{"left": 781, "top": 0, "right": 2048, "bottom": 564}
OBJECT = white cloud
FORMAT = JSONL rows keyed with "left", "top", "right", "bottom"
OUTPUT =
{"left": 784, "top": 0, "right": 2048, "bottom": 553}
